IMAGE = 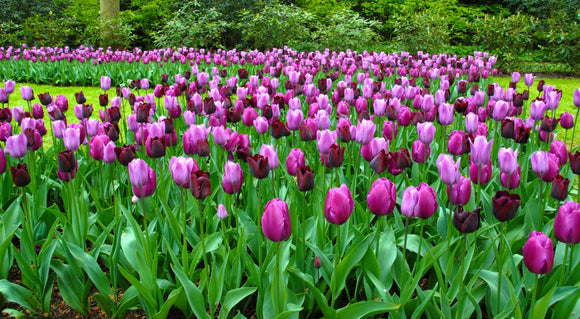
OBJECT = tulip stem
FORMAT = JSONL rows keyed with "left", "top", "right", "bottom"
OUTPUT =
{"left": 539, "top": 181, "right": 545, "bottom": 229}
{"left": 375, "top": 216, "right": 383, "bottom": 260}
{"left": 414, "top": 220, "right": 424, "bottom": 277}
{"left": 496, "top": 223, "right": 505, "bottom": 315}
{"left": 530, "top": 274, "right": 539, "bottom": 311}
{"left": 477, "top": 164, "right": 482, "bottom": 205}
{"left": 560, "top": 244, "right": 569, "bottom": 286}
{"left": 335, "top": 224, "right": 341, "bottom": 268}
{"left": 577, "top": 177, "right": 580, "bottom": 206}
{"left": 198, "top": 199, "right": 210, "bottom": 302}
{"left": 571, "top": 107, "right": 580, "bottom": 150}
{"left": 456, "top": 233, "right": 468, "bottom": 319}
{"left": 447, "top": 200, "right": 453, "bottom": 252}
{"left": 181, "top": 189, "right": 188, "bottom": 274}
{"left": 403, "top": 217, "right": 409, "bottom": 273}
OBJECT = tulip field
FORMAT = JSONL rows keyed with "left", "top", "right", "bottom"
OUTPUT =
{"left": 2, "top": 46, "right": 580, "bottom": 318}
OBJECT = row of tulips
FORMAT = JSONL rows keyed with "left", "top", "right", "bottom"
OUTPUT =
{"left": 1, "top": 49, "right": 580, "bottom": 318}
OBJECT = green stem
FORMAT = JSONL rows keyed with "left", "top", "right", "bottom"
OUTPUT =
{"left": 539, "top": 181, "right": 545, "bottom": 229}
{"left": 456, "top": 233, "right": 468, "bottom": 319}
{"left": 335, "top": 224, "right": 341, "bottom": 269}
{"left": 560, "top": 244, "right": 569, "bottom": 286}
{"left": 571, "top": 107, "right": 580, "bottom": 150}
{"left": 415, "top": 220, "right": 424, "bottom": 276}
{"left": 375, "top": 217, "right": 382, "bottom": 260}
{"left": 181, "top": 190, "right": 188, "bottom": 274}
{"left": 530, "top": 274, "right": 539, "bottom": 310}
{"left": 477, "top": 164, "right": 482, "bottom": 205}
{"left": 403, "top": 217, "right": 410, "bottom": 274}
{"left": 447, "top": 200, "right": 453, "bottom": 252}
{"left": 497, "top": 224, "right": 504, "bottom": 315}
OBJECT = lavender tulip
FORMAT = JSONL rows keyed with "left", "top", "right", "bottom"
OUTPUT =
{"left": 436, "top": 154, "right": 461, "bottom": 185}
{"left": 498, "top": 148, "right": 518, "bottom": 176}
{"left": 401, "top": 183, "right": 438, "bottom": 219}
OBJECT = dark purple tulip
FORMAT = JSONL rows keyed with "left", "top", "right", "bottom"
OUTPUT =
{"left": 554, "top": 201, "right": 580, "bottom": 244}
{"left": 38, "top": 92, "right": 52, "bottom": 106}
{"left": 551, "top": 175, "right": 570, "bottom": 201}
{"left": 271, "top": 119, "right": 291, "bottom": 139}
{"left": 569, "top": 151, "right": 580, "bottom": 175}
{"left": 10, "top": 163, "right": 31, "bottom": 187}
{"left": 392, "top": 148, "right": 412, "bottom": 170}
{"left": 300, "top": 123, "right": 315, "bottom": 141}
{"left": 145, "top": 136, "right": 166, "bottom": 158}
{"left": 325, "top": 184, "right": 354, "bottom": 225}
{"left": 74, "top": 91, "right": 86, "bottom": 105}
{"left": 401, "top": 182, "right": 438, "bottom": 219}
{"left": 190, "top": 170, "right": 211, "bottom": 200}
{"left": 367, "top": 178, "right": 396, "bottom": 216}
{"left": 492, "top": 191, "right": 521, "bottom": 222}
{"left": 523, "top": 231, "right": 554, "bottom": 274}
{"left": 0, "top": 107, "right": 11, "bottom": 122}
{"left": 369, "top": 150, "right": 389, "bottom": 174}
{"left": 297, "top": 165, "right": 315, "bottom": 192}
{"left": 247, "top": 154, "right": 270, "bottom": 179}
{"left": 453, "top": 207, "right": 480, "bottom": 234}
{"left": 327, "top": 144, "right": 345, "bottom": 168}
{"left": 57, "top": 150, "right": 76, "bottom": 174}
{"left": 114, "top": 144, "right": 137, "bottom": 166}
{"left": 262, "top": 198, "right": 292, "bottom": 242}
{"left": 314, "top": 257, "right": 322, "bottom": 269}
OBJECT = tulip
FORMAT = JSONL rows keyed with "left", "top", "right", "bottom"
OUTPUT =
{"left": 260, "top": 144, "right": 279, "bottom": 170}
{"left": 551, "top": 175, "right": 570, "bottom": 201}
{"left": 569, "top": 151, "right": 580, "bottom": 175}
{"left": 522, "top": 231, "right": 554, "bottom": 274}
{"left": 497, "top": 148, "right": 518, "bottom": 175}
{"left": 190, "top": 170, "right": 211, "bottom": 200}
{"left": 297, "top": 165, "right": 314, "bottom": 192}
{"left": 4, "top": 133, "right": 27, "bottom": 158}
{"left": 500, "top": 164, "right": 521, "bottom": 189}
{"left": 554, "top": 201, "right": 580, "bottom": 244}
{"left": 492, "top": 190, "right": 520, "bottom": 222}
{"left": 10, "top": 163, "right": 31, "bottom": 187}
{"left": 270, "top": 119, "right": 291, "bottom": 139}
{"left": 411, "top": 140, "right": 430, "bottom": 163}
{"left": 327, "top": 144, "right": 345, "bottom": 168}
{"left": 253, "top": 116, "right": 269, "bottom": 134}
{"left": 417, "top": 122, "right": 436, "bottom": 144}
{"left": 401, "top": 183, "right": 438, "bottom": 219}
{"left": 287, "top": 109, "right": 303, "bottom": 130}
{"left": 541, "top": 153, "right": 560, "bottom": 182}
{"left": 436, "top": 154, "right": 461, "bottom": 185}
{"left": 314, "top": 257, "right": 322, "bottom": 269}
{"left": 453, "top": 207, "right": 481, "bottom": 234}
{"left": 383, "top": 120, "right": 398, "bottom": 141}
{"left": 469, "top": 160, "right": 492, "bottom": 185}
{"left": 447, "top": 176, "right": 471, "bottom": 206}
{"left": 128, "top": 158, "right": 151, "bottom": 188}
{"left": 101, "top": 76, "right": 111, "bottom": 91}
{"left": 169, "top": 156, "right": 198, "bottom": 188}
{"left": 524, "top": 74, "right": 535, "bottom": 87}
{"left": 132, "top": 166, "right": 156, "bottom": 198}
{"left": 438, "top": 103, "right": 454, "bottom": 126}
{"left": 465, "top": 112, "right": 479, "bottom": 133}
{"left": 262, "top": 198, "right": 292, "bottom": 242}
{"left": 325, "top": 184, "right": 354, "bottom": 225}
{"left": 367, "top": 178, "right": 396, "bottom": 216}
{"left": 355, "top": 119, "right": 376, "bottom": 146}
{"left": 531, "top": 150, "right": 549, "bottom": 177}
{"left": 57, "top": 150, "right": 76, "bottom": 174}
{"left": 560, "top": 112, "right": 574, "bottom": 129}
{"left": 4, "top": 81, "right": 15, "bottom": 95}
{"left": 247, "top": 154, "right": 270, "bottom": 179}
{"left": 20, "top": 86, "right": 34, "bottom": 101}
{"left": 217, "top": 204, "right": 228, "bottom": 219}
{"left": 470, "top": 136, "right": 493, "bottom": 165}
{"left": 0, "top": 147, "right": 5, "bottom": 174}
{"left": 316, "top": 129, "right": 336, "bottom": 155}
{"left": 550, "top": 140, "right": 568, "bottom": 166}
{"left": 448, "top": 130, "right": 470, "bottom": 156}
{"left": 222, "top": 161, "right": 243, "bottom": 194}
{"left": 285, "top": 148, "right": 305, "bottom": 176}
{"left": 574, "top": 89, "right": 580, "bottom": 107}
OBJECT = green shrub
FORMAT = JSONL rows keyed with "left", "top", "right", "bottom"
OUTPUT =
{"left": 19, "top": 13, "right": 79, "bottom": 47}
{"left": 311, "top": 9, "right": 379, "bottom": 51}
{"left": 0, "top": 21, "right": 22, "bottom": 47}
{"left": 239, "top": 1, "right": 314, "bottom": 51}
{"left": 153, "top": 2, "right": 230, "bottom": 49}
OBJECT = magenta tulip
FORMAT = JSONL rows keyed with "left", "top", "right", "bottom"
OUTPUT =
{"left": 367, "top": 178, "right": 396, "bottom": 216}
{"left": 285, "top": 148, "right": 305, "bottom": 176}
{"left": 523, "top": 231, "right": 554, "bottom": 274}
{"left": 554, "top": 201, "right": 580, "bottom": 244}
{"left": 262, "top": 198, "right": 292, "bottom": 242}
{"left": 401, "top": 183, "right": 438, "bottom": 219}
{"left": 325, "top": 184, "right": 354, "bottom": 225}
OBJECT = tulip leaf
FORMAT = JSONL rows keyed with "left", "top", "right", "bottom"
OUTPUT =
{"left": 51, "top": 260, "right": 90, "bottom": 315}
{"left": 331, "top": 235, "right": 371, "bottom": 300}
{"left": 336, "top": 300, "right": 399, "bottom": 319}
{"left": 172, "top": 265, "right": 210, "bottom": 319}
{"left": 0, "top": 279, "right": 41, "bottom": 314}
{"left": 532, "top": 284, "right": 557, "bottom": 319}
{"left": 219, "top": 287, "right": 257, "bottom": 319}
{"left": 152, "top": 288, "right": 182, "bottom": 319}
{"left": 288, "top": 268, "right": 336, "bottom": 319}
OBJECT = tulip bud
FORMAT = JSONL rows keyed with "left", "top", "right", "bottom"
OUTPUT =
{"left": 262, "top": 198, "right": 291, "bottom": 242}
{"left": 367, "top": 178, "right": 396, "bottom": 216}
{"left": 453, "top": 207, "right": 480, "bottom": 234}
{"left": 523, "top": 231, "right": 554, "bottom": 274}
{"left": 325, "top": 184, "right": 354, "bottom": 225}
{"left": 492, "top": 190, "right": 520, "bottom": 222}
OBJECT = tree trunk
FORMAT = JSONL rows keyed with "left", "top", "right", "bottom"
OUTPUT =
{"left": 100, "top": 0, "right": 120, "bottom": 21}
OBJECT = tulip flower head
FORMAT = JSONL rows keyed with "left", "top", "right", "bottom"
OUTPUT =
{"left": 492, "top": 190, "right": 520, "bottom": 222}
{"left": 523, "top": 231, "right": 554, "bottom": 274}
{"left": 262, "top": 198, "right": 292, "bottom": 242}
{"left": 498, "top": 147, "right": 518, "bottom": 176}
{"left": 325, "top": 184, "right": 354, "bottom": 225}
{"left": 436, "top": 154, "right": 461, "bottom": 185}
{"left": 401, "top": 183, "right": 438, "bottom": 219}
{"left": 367, "top": 178, "right": 396, "bottom": 216}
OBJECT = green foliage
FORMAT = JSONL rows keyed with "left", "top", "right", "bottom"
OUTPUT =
{"left": 153, "top": 1, "right": 230, "bottom": 49}
{"left": 88, "top": 17, "right": 135, "bottom": 49}
{"left": 472, "top": 13, "right": 536, "bottom": 71}
{"left": 0, "top": 22, "right": 22, "bottom": 47}
{"left": 311, "top": 9, "right": 379, "bottom": 51}
{"left": 19, "top": 13, "right": 79, "bottom": 47}
{"left": 240, "top": 1, "right": 315, "bottom": 50}
{"left": 123, "top": 0, "right": 176, "bottom": 49}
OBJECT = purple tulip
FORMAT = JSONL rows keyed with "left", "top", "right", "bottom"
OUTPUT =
{"left": 382, "top": 120, "right": 398, "bottom": 142}
{"left": 132, "top": 165, "right": 156, "bottom": 198}
{"left": 355, "top": 119, "right": 376, "bottom": 145}
{"left": 316, "top": 129, "right": 337, "bottom": 155}
{"left": 285, "top": 148, "right": 305, "bottom": 176}
{"left": 436, "top": 154, "right": 461, "bottom": 185}
{"left": 253, "top": 116, "right": 269, "bottom": 134}
{"left": 20, "top": 86, "right": 34, "bottom": 101}
{"left": 550, "top": 140, "right": 568, "bottom": 166}
{"left": 401, "top": 183, "right": 438, "bottom": 219}
{"left": 574, "top": 89, "right": 580, "bottom": 107}
{"left": 103, "top": 141, "right": 116, "bottom": 163}
{"left": 411, "top": 139, "right": 430, "bottom": 164}
{"left": 367, "top": 178, "right": 396, "bottom": 216}
{"left": 10, "top": 163, "right": 31, "bottom": 187}
{"left": 260, "top": 144, "right": 279, "bottom": 170}
{"left": 217, "top": 204, "right": 228, "bottom": 219}
{"left": 63, "top": 127, "right": 81, "bottom": 151}
{"left": 447, "top": 176, "right": 471, "bottom": 206}
{"left": 524, "top": 74, "right": 535, "bottom": 87}
{"left": 262, "top": 198, "right": 292, "bottom": 242}
{"left": 242, "top": 107, "right": 258, "bottom": 126}
{"left": 373, "top": 98, "right": 387, "bottom": 116}
{"left": 523, "top": 231, "right": 554, "bottom": 274}
{"left": 551, "top": 175, "right": 570, "bottom": 201}
{"left": 361, "top": 137, "right": 389, "bottom": 162}
{"left": 4, "top": 133, "right": 27, "bottom": 158}
{"left": 417, "top": 122, "right": 436, "bottom": 144}
{"left": 128, "top": 159, "right": 150, "bottom": 188}
{"left": 286, "top": 109, "right": 303, "bottom": 131}
{"left": 541, "top": 153, "right": 560, "bottom": 182}
{"left": 465, "top": 112, "right": 479, "bottom": 133}
{"left": 500, "top": 164, "right": 521, "bottom": 190}
{"left": 222, "top": 161, "right": 243, "bottom": 194}
{"left": 453, "top": 207, "right": 481, "bottom": 234}
{"left": 438, "top": 103, "right": 454, "bottom": 126}
{"left": 325, "top": 184, "right": 354, "bottom": 225}
{"left": 530, "top": 100, "right": 546, "bottom": 121}
{"left": 492, "top": 100, "right": 509, "bottom": 121}
{"left": 0, "top": 146, "right": 5, "bottom": 174}
{"left": 554, "top": 201, "right": 580, "bottom": 244}
{"left": 183, "top": 124, "right": 209, "bottom": 155}
{"left": 101, "top": 76, "right": 111, "bottom": 91}
{"left": 89, "top": 135, "right": 110, "bottom": 161}
{"left": 4, "top": 81, "right": 15, "bottom": 95}
{"left": 498, "top": 147, "right": 518, "bottom": 175}
{"left": 560, "top": 112, "right": 574, "bottom": 129}
{"left": 470, "top": 135, "right": 493, "bottom": 165}
{"left": 170, "top": 156, "right": 199, "bottom": 188}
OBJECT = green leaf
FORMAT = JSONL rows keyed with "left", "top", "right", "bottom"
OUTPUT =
{"left": 172, "top": 266, "right": 210, "bottom": 319}
{"left": 336, "top": 301, "right": 399, "bottom": 319}
{"left": 51, "top": 260, "right": 89, "bottom": 315}
{"left": 218, "top": 287, "right": 257, "bottom": 319}
{"left": 532, "top": 284, "right": 557, "bottom": 319}
{"left": 288, "top": 268, "right": 336, "bottom": 319}
{"left": 330, "top": 236, "right": 371, "bottom": 299}
{"left": 0, "top": 279, "right": 40, "bottom": 313}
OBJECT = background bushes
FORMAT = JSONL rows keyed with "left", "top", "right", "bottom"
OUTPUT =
{"left": 1, "top": 0, "right": 579, "bottom": 74}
